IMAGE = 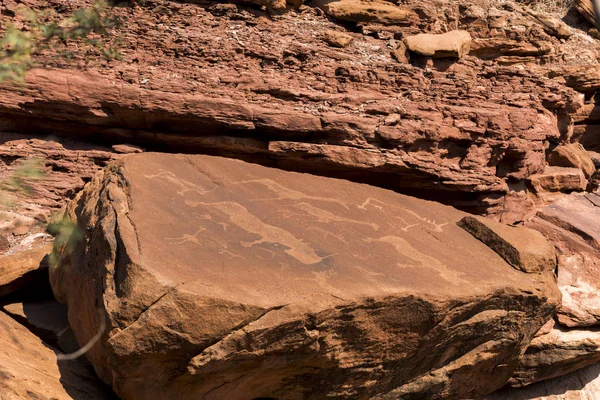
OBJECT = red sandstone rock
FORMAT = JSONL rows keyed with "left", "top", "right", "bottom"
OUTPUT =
{"left": 487, "top": 361, "right": 600, "bottom": 399}
{"left": 0, "top": 310, "right": 115, "bottom": 399}
{"left": 528, "top": 194, "right": 600, "bottom": 327}
{"left": 457, "top": 215, "right": 556, "bottom": 273}
{"left": 528, "top": 166, "right": 587, "bottom": 194}
{"left": 0, "top": 243, "right": 52, "bottom": 297}
{"left": 0, "top": 0, "right": 589, "bottom": 220}
{"left": 404, "top": 30, "right": 472, "bottom": 59}
{"left": 549, "top": 143, "right": 596, "bottom": 178}
{"left": 50, "top": 153, "right": 559, "bottom": 400}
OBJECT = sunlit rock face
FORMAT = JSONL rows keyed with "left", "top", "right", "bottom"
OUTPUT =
{"left": 50, "top": 153, "right": 559, "bottom": 400}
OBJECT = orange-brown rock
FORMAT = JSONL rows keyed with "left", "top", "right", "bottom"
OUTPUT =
{"left": 487, "top": 356, "right": 600, "bottom": 400}
{"left": 576, "top": 0, "right": 597, "bottom": 26}
{"left": 548, "top": 143, "right": 596, "bottom": 178}
{"left": 322, "top": 30, "right": 354, "bottom": 48}
{"left": 528, "top": 166, "right": 588, "bottom": 194}
{"left": 0, "top": 0, "right": 588, "bottom": 221}
{"left": 50, "top": 153, "right": 560, "bottom": 400}
{"left": 509, "top": 322, "right": 600, "bottom": 387}
{"left": 0, "top": 243, "right": 52, "bottom": 297}
{"left": 457, "top": 215, "right": 556, "bottom": 273}
{"left": 547, "top": 65, "right": 600, "bottom": 93}
{"left": 2, "top": 301, "right": 70, "bottom": 347}
{"left": 314, "top": 0, "right": 414, "bottom": 25}
{"left": 404, "top": 30, "right": 472, "bottom": 59}
{"left": 0, "top": 134, "right": 120, "bottom": 261}
{"left": 0, "top": 310, "right": 116, "bottom": 399}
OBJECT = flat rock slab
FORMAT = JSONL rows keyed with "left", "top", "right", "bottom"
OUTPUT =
{"left": 0, "top": 310, "right": 116, "bottom": 399}
{"left": 314, "top": 0, "right": 414, "bottom": 25}
{"left": 404, "top": 30, "right": 472, "bottom": 59}
{"left": 50, "top": 154, "right": 559, "bottom": 400}
{"left": 537, "top": 193, "right": 600, "bottom": 250}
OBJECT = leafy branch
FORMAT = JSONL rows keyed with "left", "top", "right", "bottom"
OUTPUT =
{"left": 0, "top": 0, "right": 121, "bottom": 83}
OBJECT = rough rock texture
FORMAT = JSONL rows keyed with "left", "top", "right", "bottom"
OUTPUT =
{"left": 50, "top": 153, "right": 560, "bottom": 400}
{"left": 510, "top": 321, "right": 600, "bottom": 387}
{"left": 0, "top": 310, "right": 116, "bottom": 399}
{"left": 0, "top": 0, "right": 592, "bottom": 221}
{"left": 457, "top": 215, "right": 556, "bottom": 273}
{"left": 486, "top": 361, "right": 600, "bottom": 400}
{"left": 527, "top": 193, "right": 600, "bottom": 327}
{"left": 527, "top": 11, "right": 573, "bottom": 40}
{"left": 2, "top": 0, "right": 600, "bottom": 396}
{"left": 576, "top": 0, "right": 597, "bottom": 27}
{"left": 404, "top": 30, "right": 472, "bottom": 58}
{"left": 322, "top": 30, "right": 354, "bottom": 48}
{"left": 0, "top": 63, "right": 576, "bottom": 219}
{"left": 314, "top": 0, "right": 414, "bottom": 25}
{"left": 0, "top": 243, "right": 52, "bottom": 297}
{"left": 0, "top": 133, "right": 117, "bottom": 217}
{"left": 0, "top": 133, "right": 120, "bottom": 256}
{"left": 528, "top": 167, "right": 588, "bottom": 194}
{"left": 548, "top": 143, "right": 596, "bottom": 178}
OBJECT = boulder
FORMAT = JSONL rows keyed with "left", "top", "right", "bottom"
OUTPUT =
{"left": 457, "top": 216, "right": 556, "bottom": 273}
{"left": 50, "top": 153, "right": 560, "bottom": 400}
{"left": 528, "top": 166, "right": 587, "bottom": 193}
{"left": 0, "top": 211, "right": 36, "bottom": 236}
{"left": 403, "top": 30, "right": 472, "bottom": 59}
{"left": 322, "top": 30, "right": 354, "bottom": 48}
{"left": 510, "top": 321, "right": 600, "bottom": 387}
{"left": 548, "top": 143, "right": 596, "bottom": 178}
{"left": 528, "top": 11, "right": 573, "bottom": 39}
{"left": 314, "top": 0, "right": 414, "bottom": 25}
{"left": 528, "top": 193, "right": 600, "bottom": 327}
{"left": 0, "top": 243, "right": 52, "bottom": 297}
{"left": 0, "top": 310, "right": 116, "bottom": 399}
{"left": 112, "top": 144, "right": 143, "bottom": 154}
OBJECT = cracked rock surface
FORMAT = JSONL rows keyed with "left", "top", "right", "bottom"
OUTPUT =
{"left": 50, "top": 153, "right": 559, "bottom": 399}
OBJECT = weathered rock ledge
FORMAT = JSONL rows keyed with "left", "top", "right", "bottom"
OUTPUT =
{"left": 2, "top": 0, "right": 594, "bottom": 221}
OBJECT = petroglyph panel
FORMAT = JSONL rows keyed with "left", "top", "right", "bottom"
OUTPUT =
{"left": 51, "top": 153, "right": 560, "bottom": 400}
{"left": 124, "top": 153, "right": 532, "bottom": 307}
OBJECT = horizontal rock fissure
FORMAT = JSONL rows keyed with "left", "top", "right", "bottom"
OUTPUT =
{"left": 0, "top": 128, "right": 505, "bottom": 214}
